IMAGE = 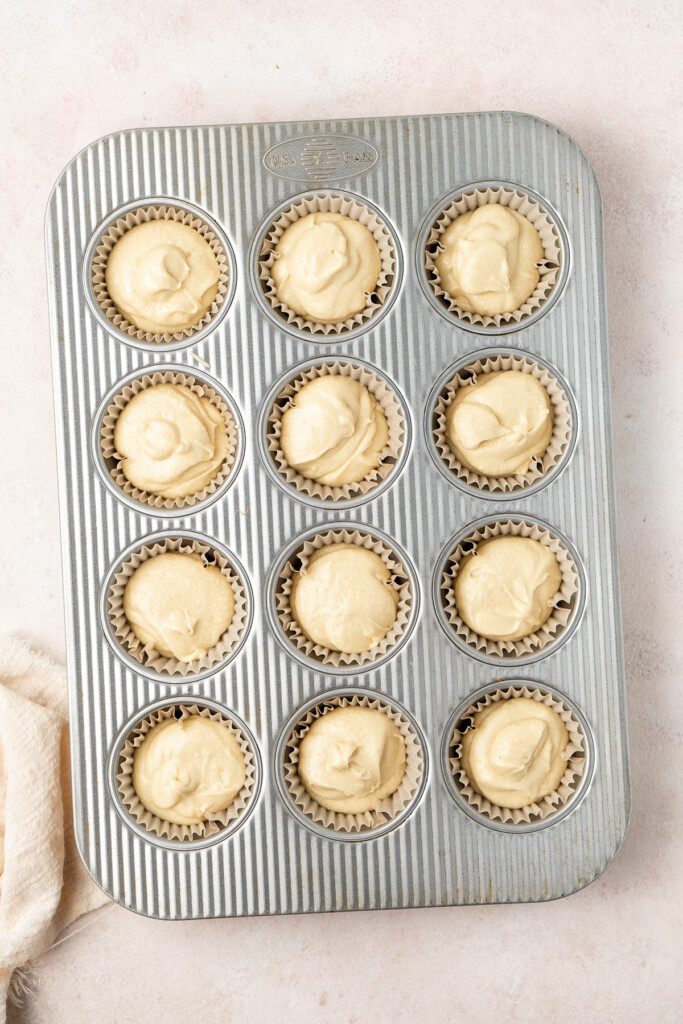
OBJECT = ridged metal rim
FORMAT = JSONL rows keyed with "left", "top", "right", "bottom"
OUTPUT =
{"left": 107, "top": 696, "right": 262, "bottom": 851}
{"left": 440, "top": 679, "right": 595, "bottom": 833}
{"left": 248, "top": 188, "right": 404, "bottom": 343}
{"left": 424, "top": 346, "right": 579, "bottom": 500}
{"left": 266, "top": 522, "right": 421, "bottom": 675}
{"left": 257, "top": 355, "right": 413, "bottom": 510}
{"left": 416, "top": 179, "right": 571, "bottom": 335}
{"left": 91, "top": 363, "right": 246, "bottom": 518}
{"left": 274, "top": 685, "right": 430, "bottom": 843}
{"left": 432, "top": 513, "right": 588, "bottom": 666}
{"left": 82, "top": 195, "right": 238, "bottom": 353}
{"left": 99, "top": 529, "right": 254, "bottom": 683}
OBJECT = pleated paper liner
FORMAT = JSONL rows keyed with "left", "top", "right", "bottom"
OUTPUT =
{"left": 275, "top": 528, "right": 414, "bottom": 668}
{"left": 424, "top": 186, "right": 562, "bottom": 328}
{"left": 265, "top": 361, "right": 406, "bottom": 502}
{"left": 100, "top": 369, "right": 238, "bottom": 511}
{"left": 432, "top": 353, "right": 572, "bottom": 493}
{"left": 116, "top": 702, "right": 257, "bottom": 841}
{"left": 107, "top": 536, "right": 248, "bottom": 678}
{"left": 257, "top": 193, "right": 397, "bottom": 335}
{"left": 91, "top": 204, "right": 230, "bottom": 343}
{"left": 283, "top": 693, "right": 423, "bottom": 834}
{"left": 449, "top": 684, "right": 587, "bottom": 825}
{"left": 440, "top": 519, "right": 580, "bottom": 658}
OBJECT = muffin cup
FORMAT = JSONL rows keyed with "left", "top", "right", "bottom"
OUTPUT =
{"left": 265, "top": 360, "right": 406, "bottom": 503}
{"left": 274, "top": 527, "right": 414, "bottom": 668}
{"left": 283, "top": 692, "right": 424, "bottom": 834}
{"left": 257, "top": 193, "right": 397, "bottom": 335}
{"left": 106, "top": 535, "right": 249, "bottom": 678}
{"left": 440, "top": 519, "right": 580, "bottom": 658}
{"left": 448, "top": 684, "right": 587, "bottom": 825}
{"left": 91, "top": 203, "right": 230, "bottom": 343}
{"left": 100, "top": 369, "right": 238, "bottom": 511}
{"left": 115, "top": 702, "right": 258, "bottom": 842}
{"left": 432, "top": 352, "right": 572, "bottom": 493}
{"left": 424, "top": 185, "right": 562, "bottom": 328}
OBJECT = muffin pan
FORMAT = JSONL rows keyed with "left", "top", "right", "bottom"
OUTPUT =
{"left": 46, "top": 112, "right": 629, "bottom": 918}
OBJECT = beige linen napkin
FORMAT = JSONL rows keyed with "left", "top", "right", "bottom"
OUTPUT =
{"left": 0, "top": 637, "right": 108, "bottom": 1021}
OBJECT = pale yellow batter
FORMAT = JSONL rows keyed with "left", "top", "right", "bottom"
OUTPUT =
{"left": 123, "top": 552, "right": 235, "bottom": 662}
{"left": 272, "top": 212, "right": 381, "bottom": 323}
{"left": 105, "top": 220, "right": 220, "bottom": 333}
{"left": 454, "top": 536, "right": 561, "bottom": 642}
{"left": 435, "top": 204, "right": 543, "bottom": 316}
{"left": 298, "top": 706, "right": 406, "bottom": 813}
{"left": 132, "top": 716, "right": 246, "bottom": 825}
{"left": 290, "top": 544, "right": 399, "bottom": 655}
{"left": 460, "top": 697, "right": 569, "bottom": 808}
{"left": 114, "top": 383, "right": 229, "bottom": 498}
{"left": 280, "top": 376, "right": 388, "bottom": 486}
{"left": 446, "top": 370, "right": 552, "bottom": 476}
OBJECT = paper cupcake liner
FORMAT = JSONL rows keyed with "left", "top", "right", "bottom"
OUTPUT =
{"left": 100, "top": 370, "right": 238, "bottom": 510}
{"left": 275, "top": 528, "right": 413, "bottom": 668}
{"left": 116, "top": 702, "right": 257, "bottom": 841}
{"left": 265, "top": 361, "right": 406, "bottom": 502}
{"left": 433, "top": 354, "right": 572, "bottom": 493}
{"left": 441, "top": 519, "right": 579, "bottom": 657}
{"left": 91, "top": 204, "right": 230, "bottom": 343}
{"left": 424, "top": 186, "right": 562, "bottom": 328}
{"left": 257, "top": 193, "right": 396, "bottom": 335}
{"left": 283, "top": 693, "right": 423, "bottom": 833}
{"left": 449, "top": 685, "right": 586, "bottom": 825}
{"left": 107, "top": 536, "right": 248, "bottom": 677}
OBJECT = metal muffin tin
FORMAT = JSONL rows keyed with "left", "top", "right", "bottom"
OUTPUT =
{"left": 46, "top": 111, "right": 630, "bottom": 917}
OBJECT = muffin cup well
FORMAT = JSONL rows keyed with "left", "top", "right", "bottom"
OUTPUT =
{"left": 105, "top": 535, "right": 249, "bottom": 679}
{"left": 424, "top": 185, "right": 562, "bottom": 328}
{"left": 99, "top": 368, "right": 239, "bottom": 511}
{"left": 256, "top": 192, "right": 397, "bottom": 336}
{"left": 265, "top": 359, "right": 407, "bottom": 503}
{"left": 282, "top": 692, "right": 424, "bottom": 835}
{"left": 273, "top": 527, "right": 415, "bottom": 669}
{"left": 440, "top": 518, "right": 580, "bottom": 659}
{"left": 115, "top": 702, "right": 258, "bottom": 842}
{"left": 91, "top": 203, "right": 231, "bottom": 344}
{"left": 448, "top": 684, "right": 587, "bottom": 826}
{"left": 432, "top": 352, "right": 573, "bottom": 494}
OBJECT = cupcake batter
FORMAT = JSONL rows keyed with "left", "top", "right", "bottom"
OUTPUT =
{"left": 132, "top": 716, "right": 246, "bottom": 825}
{"left": 272, "top": 211, "right": 381, "bottom": 323}
{"left": 435, "top": 204, "right": 543, "bottom": 316}
{"left": 114, "top": 383, "right": 229, "bottom": 498}
{"left": 298, "top": 706, "right": 406, "bottom": 813}
{"left": 446, "top": 370, "right": 552, "bottom": 476}
{"left": 460, "top": 696, "right": 569, "bottom": 808}
{"left": 280, "top": 375, "right": 388, "bottom": 486}
{"left": 454, "top": 536, "right": 561, "bottom": 642}
{"left": 105, "top": 219, "right": 220, "bottom": 333}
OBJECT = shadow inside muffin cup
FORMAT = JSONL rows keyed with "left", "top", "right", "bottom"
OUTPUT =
{"left": 435, "top": 516, "right": 585, "bottom": 665}
{"left": 269, "top": 525, "right": 418, "bottom": 673}
{"left": 96, "top": 365, "right": 243, "bottom": 514}
{"left": 85, "top": 199, "right": 235, "bottom": 349}
{"left": 428, "top": 348, "right": 576, "bottom": 498}
{"left": 421, "top": 182, "right": 566, "bottom": 332}
{"left": 110, "top": 698, "right": 260, "bottom": 847}
{"left": 254, "top": 191, "right": 400, "bottom": 338}
{"left": 261, "top": 357, "right": 409, "bottom": 507}
{"left": 442, "top": 681, "right": 593, "bottom": 831}
{"left": 101, "top": 531, "right": 252, "bottom": 681}
{"left": 276, "top": 688, "right": 427, "bottom": 840}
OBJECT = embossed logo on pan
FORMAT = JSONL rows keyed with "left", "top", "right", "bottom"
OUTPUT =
{"left": 263, "top": 135, "right": 379, "bottom": 182}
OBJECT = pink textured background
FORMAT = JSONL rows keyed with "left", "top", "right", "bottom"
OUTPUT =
{"left": 3, "top": 2, "right": 681, "bottom": 1022}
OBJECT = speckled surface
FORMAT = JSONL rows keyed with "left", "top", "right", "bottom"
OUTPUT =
{"left": 3, "top": 1, "right": 682, "bottom": 1022}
